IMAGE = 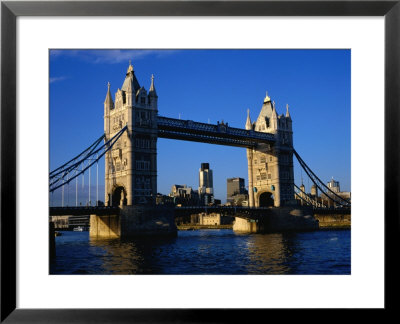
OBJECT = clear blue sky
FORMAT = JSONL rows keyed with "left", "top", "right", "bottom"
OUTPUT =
{"left": 50, "top": 49, "right": 350, "bottom": 206}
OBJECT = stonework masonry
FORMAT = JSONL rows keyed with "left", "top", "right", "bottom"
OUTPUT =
{"left": 90, "top": 206, "right": 177, "bottom": 238}
{"left": 104, "top": 63, "right": 158, "bottom": 207}
{"left": 246, "top": 93, "right": 295, "bottom": 208}
{"left": 233, "top": 206, "right": 318, "bottom": 233}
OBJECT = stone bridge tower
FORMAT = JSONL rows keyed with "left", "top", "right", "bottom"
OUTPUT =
{"left": 104, "top": 62, "right": 158, "bottom": 206}
{"left": 246, "top": 92, "right": 295, "bottom": 207}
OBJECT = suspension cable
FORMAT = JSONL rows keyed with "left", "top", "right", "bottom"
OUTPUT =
{"left": 293, "top": 149, "right": 350, "bottom": 206}
{"left": 294, "top": 184, "right": 326, "bottom": 208}
{"left": 50, "top": 134, "right": 105, "bottom": 177}
{"left": 49, "top": 125, "right": 127, "bottom": 193}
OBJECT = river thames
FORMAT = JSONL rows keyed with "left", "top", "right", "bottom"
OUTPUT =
{"left": 50, "top": 229, "right": 350, "bottom": 275}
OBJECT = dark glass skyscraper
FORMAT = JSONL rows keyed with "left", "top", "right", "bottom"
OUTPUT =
{"left": 227, "top": 177, "right": 246, "bottom": 202}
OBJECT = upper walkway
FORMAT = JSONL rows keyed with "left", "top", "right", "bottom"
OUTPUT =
{"left": 157, "top": 116, "right": 275, "bottom": 148}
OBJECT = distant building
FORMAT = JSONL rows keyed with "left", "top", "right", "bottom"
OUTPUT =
{"left": 310, "top": 184, "right": 318, "bottom": 197}
{"left": 321, "top": 178, "right": 351, "bottom": 207}
{"left": 227, "top": 177, "right": 248, "bottom": 206}
{"left": 156, "top": 193, "right": 174, "bottom": 205}
{"left": 198, "top": 163, "right": 213, "bottom": 195}
{"left": 50, "top": 215, "right": 89, "bottom": 230}
{"left": 169, "top": 184, "right": 200, "bottom": 206}
{"left": 296, "top": 178, "right": 351, "bottom": 208}
{"left": 198, "top": 163, "right": 214, "bottom": 205}
{"left": 327, "top": 178, "right": 340, "bottom": 193}
{"left": 227, "top": 177, "right": 246, "bottom": 199}
{"left": 213, "top": 198, "right": 222, "bottom": 206}
{"left": 51, "top": 216, "right": 69, "bottom": 230}
{"left": 190, "top": 213, "right": 234, "bottom": 226}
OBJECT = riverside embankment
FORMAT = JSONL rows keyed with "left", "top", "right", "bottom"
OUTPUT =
{"left": 314, "top": 213, "right": 351, "bottom": 229}
{"left": 178, "top": 211, "right": 351, "bottom": 231}
{"left": 178, "top": 224, "right": 232, "bottom": 230}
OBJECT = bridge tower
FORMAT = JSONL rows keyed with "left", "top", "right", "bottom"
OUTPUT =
{"left": 104, "top": 62, "right": 158, "bottom": 206}
{"left": 246, "top": 92, "right": 295, "bottom": 207}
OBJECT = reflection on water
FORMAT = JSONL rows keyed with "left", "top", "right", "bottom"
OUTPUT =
{"left": 50, "top": 229, "right": 350, "bottom": 275}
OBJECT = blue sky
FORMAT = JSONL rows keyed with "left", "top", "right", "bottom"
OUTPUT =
{"left": 50, "top": 49, "right": 350, "bottom": 206}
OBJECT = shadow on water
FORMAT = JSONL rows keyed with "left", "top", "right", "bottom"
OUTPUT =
{"left": 89, "top": 235, "right": 178, "bottom": 274}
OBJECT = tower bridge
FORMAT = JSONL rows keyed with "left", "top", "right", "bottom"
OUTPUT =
{"left": 101, "top": 62, "right": 294, "bottom": 208}
{"left": 50, "top": 62, "right": 350, "bottom": 237}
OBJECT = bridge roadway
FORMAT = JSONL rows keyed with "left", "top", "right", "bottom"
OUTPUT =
{"left": 49, "top": 206, "right": 268, "bottom": 220}
{"left": 49, "top": 205, "right": 350, "bottom": 219}
{"left": 50, "top": 206, "right": 120, "bottom": 216}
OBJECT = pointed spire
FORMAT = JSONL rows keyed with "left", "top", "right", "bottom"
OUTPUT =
{"left": 286, "top": 103, "right": 291, "bottom": 119}
{"left": 127, "top": 60, "right": 134, "bottom": 73}
{"left": 149, "top": 74, "right": 157, "bottom": 97}
{"left": 104, "top": 82, "right": 114, "bottom": 108}
{"left": 264, "top": 91, "right": 271, "bottom": 103}
{"left": 245, "top": 109, "right": 252, "bottom": 130}
{"left": 122, "top": 61, "right": 140, "bottom": 93}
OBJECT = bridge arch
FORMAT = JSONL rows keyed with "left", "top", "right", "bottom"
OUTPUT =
{"left": 256, "top": 190, "right": 274, "bottom": 207}
{"left": 111, "top": 185, "right": 127, "bottom": 207}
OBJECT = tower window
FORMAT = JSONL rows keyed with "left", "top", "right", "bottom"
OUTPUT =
{"left": 141, "top": 97, "right": 146, "bottom": 105}
{"left": 136, "top": 160, "right": 150, "bottom": 170}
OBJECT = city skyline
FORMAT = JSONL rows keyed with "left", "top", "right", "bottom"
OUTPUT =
{"left": 50, "top": 49, "right": 351, "bottom": 205}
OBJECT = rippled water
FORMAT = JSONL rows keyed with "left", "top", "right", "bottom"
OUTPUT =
{"left": 50, "top": 229, "right": 350, "bottom": 275}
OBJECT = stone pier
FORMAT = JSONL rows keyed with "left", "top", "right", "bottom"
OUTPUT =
{"left": 233, "top": 206, "right": 319, "bottom": 233}
{"left": 90, "top": 205, "right": 177, "bottom": 239}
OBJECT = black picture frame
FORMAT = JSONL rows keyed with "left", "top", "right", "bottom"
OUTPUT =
{"left": 1, "top": 0, "right": 398, "bottom": 322}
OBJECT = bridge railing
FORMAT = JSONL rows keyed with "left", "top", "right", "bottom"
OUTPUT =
{"left": 157, "top": 116, "right": 275, "bottom": 143}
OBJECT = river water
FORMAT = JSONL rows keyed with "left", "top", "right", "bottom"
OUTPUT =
{"left": 50, "top": 229, "right": 350, "bottom": 275}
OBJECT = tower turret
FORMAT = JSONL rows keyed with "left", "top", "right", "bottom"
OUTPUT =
{"left": 148, "top": 74, "right": 158, "bottom": 110}
{"left": 285, "top": 103, "right": 291, "bottom": 119}
{"left": 104, "top": 82, "right": 114, "bottom": 111}
{"left": 245, "top": 108, "right": 255, "bottom": 207}
{"left": 121, "top": 60, "right": 141, "bottom": 104}
{"left": 125, "top": 73, "right": 133, "bottom": 107}
{"left": 270, "top": 103, "right": 278, "bottom": 130}
{"left": 245, "top": 109, "right": 252, "bottom": 130}
{"left": 255, "top": 91, "right": 274, "bottom": 131}
{"left": 104, "top": 82, "right": 113, "bottom": 136}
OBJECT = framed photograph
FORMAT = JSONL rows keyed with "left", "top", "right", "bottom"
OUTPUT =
{"left": 1, "top": 0, "right": 398, "bottom": 321}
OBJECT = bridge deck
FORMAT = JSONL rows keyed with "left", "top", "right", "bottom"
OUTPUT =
{"left": 49, "top": 205, "right": 350, "bottom": 217}
{"left": 49, "top": 206, "right": 120, "bottom": 216}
